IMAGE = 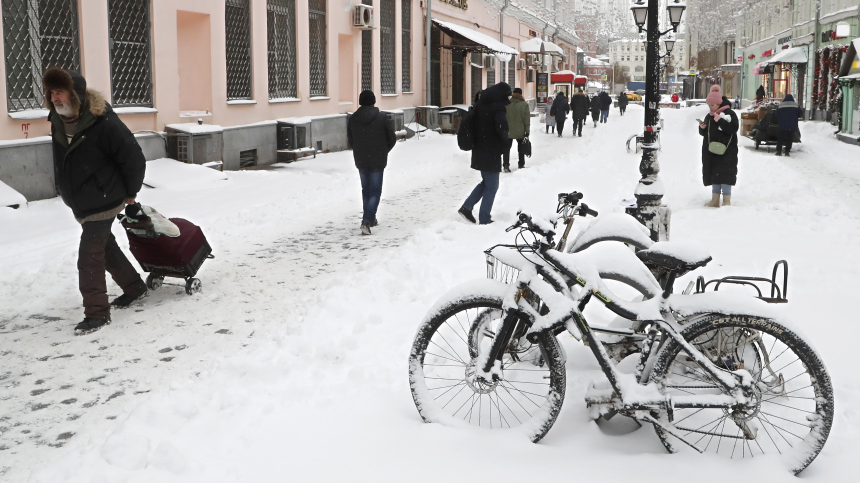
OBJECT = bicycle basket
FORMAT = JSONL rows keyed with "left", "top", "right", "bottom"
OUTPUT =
{"left": 486, "top": 253, "right": 520, "bottom": 284}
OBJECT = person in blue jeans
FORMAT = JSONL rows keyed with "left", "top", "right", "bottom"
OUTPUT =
{"left": 459, "top": 82, "right": 511, "bottom": 225}
{"left": 347, "top": 90, "right": 397, "bottom": 235}
{"left": 598, "top": 91, "right": 612, "bottom": 123}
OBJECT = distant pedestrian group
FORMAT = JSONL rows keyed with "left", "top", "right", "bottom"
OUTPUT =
{"left": 543, "top": 88, "right": 620, "bottom": 136}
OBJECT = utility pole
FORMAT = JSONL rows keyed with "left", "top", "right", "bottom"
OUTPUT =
{"left": 812, "top": 0, "right": 821, "bottom": 119}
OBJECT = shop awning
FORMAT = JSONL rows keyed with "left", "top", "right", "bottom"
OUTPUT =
{"left": 551, "top": 70, "right": 574, "bottom": 83}
{"left": 520, "top": 37, "right": 564, "bottom": 56}
{"left": 763, "top": 47, "right": 808, "bottom": 66}
{"left": 432, "top": 19, "right": 518, "bottom": 60}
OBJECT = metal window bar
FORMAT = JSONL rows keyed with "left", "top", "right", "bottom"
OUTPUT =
{"left": 225, "top": 0, "right": 252, "bottom": 100}
{"left": 308, "top": 0, "right": 326, "bottom": 97}
{"left": 2, "top": 0, "right": 81, "bottom": 112}
{"left": 108, "top": 0, "right": 152, "bottom": 107}
{"left": 380, "top": 0, "right": 394, "bottom": 94}
{"left": 267, "top": 0, "right": 297, "bottom": 99}
{"left": 487, "top": 58, "right": 495, "bottom": 86}
{"left": 401, "top": 0, "right": 410, "bottom": 92}
{"left": 361, "top": 0, "right": 372, "bottom": 91}
{"left": 508, "top": 58, "right": 515, "bottom": 89}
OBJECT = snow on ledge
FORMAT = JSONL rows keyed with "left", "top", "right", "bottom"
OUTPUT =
{"left": 226, "top": 99, "right": 257, "bottom": 105}
{"left": 165, "top": 123, "right": 224, "bottom": 134}
{"left": 0, "top": 179, "right": 27, "bottom": 208}
{"left": 113, "top": 107, "right": 158, "bottom": 115}
{"left": 8, "top": 109, "right": 49, "bottom": 120}
{"left": 143, "top": 158, "right": 228, "bottom": 190}
{"left": 269, "top": 97, "right": 301, "bottom": 104}
{"left": 0, "top": 135, "right": 52, "bottom": 147}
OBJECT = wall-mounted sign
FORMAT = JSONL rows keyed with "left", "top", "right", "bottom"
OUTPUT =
{"left": 536, "top": 73, "right": 549, "bottom": 103}
{"left": 762, "top": 50, "right": 773, "bottom": 57}
{"left": 777, "top": 35, "right": 792, "bottom": 45}
{"left": 748, "top": 54, "right": 755, "bottom": 59}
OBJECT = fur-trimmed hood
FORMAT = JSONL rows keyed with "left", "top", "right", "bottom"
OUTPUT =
{"left": 42, "top": 67, "right": 106, "bottom": 117}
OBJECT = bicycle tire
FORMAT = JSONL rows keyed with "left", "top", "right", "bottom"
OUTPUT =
{"left": 408, "top": 290, "right": 566, "bottom": 442}
{"left": 649, "top": 314, "right": 834, "bottom": 474}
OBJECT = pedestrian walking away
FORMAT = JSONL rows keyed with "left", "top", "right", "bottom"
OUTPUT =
{"left": 698, "top": 85, "right": 739, "bottom": 208}
{"left": 347, "top": 90, "right": 398, "bottom": 235}
{"left": 774, "top": 94, "right": 802, "bottom": 157}
{"left": 756, "top": 85, "right": 766, "bottom": 104}
{"left": 504, "top": 87, "right": 530, "bottom": 171}
{"left": 590, "top": 94, "right": 601, "bottom": 127}
{"left": 43, "top": 67, "right": 148, "bottom": 335}
{"left": 570, "top": 88, "right": 589, "bottom": 137}
{"left": 617, "top": 90, "right": 629, "bottom": 116}
{"left": 599, "top": 91, "right": 612, "bottom": 123}
{"left": 459, "top": 82, "right": 511, "bottom": 225}
{"left": 544, "top": 96, "right": 556, "bottom": 134}
{"left": 550, "top": 92, "right": 570, "bottom": 137}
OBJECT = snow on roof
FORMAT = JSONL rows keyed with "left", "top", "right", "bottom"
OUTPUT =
{"left": 764, "top": 47, "right": 808, "bottom": 65}
{"left": 520, "top": 38, "right": 563, "bottom": 55}
{"left": 583, "top": 56, "right": 609, "bottom": 66}
{"left": 432, "top": 19, "right": 518, "bottom": 55}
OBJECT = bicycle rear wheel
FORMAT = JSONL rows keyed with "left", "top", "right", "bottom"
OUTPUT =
{"left": 650, "top": 315, "right": 834, "bottom": 474}
{"left": 408, "top": 291, "right": 566, "bottom": 442}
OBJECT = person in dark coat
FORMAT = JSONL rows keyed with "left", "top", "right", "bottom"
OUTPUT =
{"left": 347, "top": 90, "right": 397, "bottom": 235}
{"left": 774, "top": 94, "right": 802, "bottom": 157}
{"left": 756, "top": 85, "right": 766, "bottom": 104}
{"left": 43, "top": 67, "right": 148, "bottom": 335}
{"left": 598, "top": 91, "right": 612, "bottom": 123}
{"left": 459, "top": 82, "right": 511, "bottom": 225}
{"left": 589, "top": 94, "right": 601, "bottom": 127}
{"left": 698, "top": 85, "right": 739, "bottom": 207}
{"left": 550, "top": 92, "right": 570, "bottom": 137}
{"left": 504, "top": 87, "right": 530, "bottom": 171}
{"left": 617, "top": 90, "right": 629, "bottom": 116}
{"left": 570, "top": 88, "right": 589, "bottom": 137}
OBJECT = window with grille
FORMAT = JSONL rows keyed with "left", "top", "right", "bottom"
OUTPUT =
{"left": 108, "top": 0, "right": 152, "bottom": 107}
{"left": 401, "top": 0, "right": 411, "bottom": 92}
{"left": 380, "top": 0, "right": 395, "bottom": 94}
{"left": 487, "top": 58, "right": 495, "bottom": 86}
{"left": 225, "top": 0, "right": 252, "bottom": 100}
{"left": 2, "top": 0, "right": 81, "bottom": 112}
{"left": 361, "top": 0, "right": 372, "bottom": 91}
{"left": 308, "top": 0, "right": 326, "bottom": 97}
{"left": 267, "top": 0, "right": 297, "bottom": 99}
{"left": 471, "top": 52, "right": 481, "bottom": 101}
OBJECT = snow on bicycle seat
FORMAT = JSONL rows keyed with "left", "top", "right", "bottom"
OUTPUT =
{"left": 636, "top": 241, "right": 712, "bottom": 272}
{"left": 570, "top": 213, "right": 654, "bottom": 253}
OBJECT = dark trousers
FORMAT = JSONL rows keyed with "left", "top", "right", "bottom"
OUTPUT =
{"left": 619, "top": 105, "right": 626, "bottom": 116}
{"left": 503, "top": 138, "right": 526, "bottom": 168}
{"left": 572, "top": 118, "right": 584, "bottom": 135}
{"left": 359, "top": 168, "right": 384, "bottom": 223}
{"left": 556, "top": 118, "right": 566, "bottom": 136}
{"left": 79, "top": 219, "right": 144, "bottom": 318}
{"left": 775, "top": 130, "right": 793, "bottom": 153}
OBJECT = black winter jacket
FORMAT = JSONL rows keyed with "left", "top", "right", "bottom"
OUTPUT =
{"left": 617, "top": 93, "right": 629, "bottom": 107}
{"left": 590, "top": 96, "right": 601, "bottom": 120}
{"left": 599, "top": 92, "right": 612, "bottom": 110}
{"left": 570, "top": 92, "right": 590, "bottom": 120}
{"left": 471, "top": 82, "right": 511, "bottom": 172}
{"left": 347, "top": 106, "right": 397, "bottom": 170}
{"left": 49, "top": 89, "right": 146, "bottom": 219}
{"left": 699, "top": 99, "right": 740, "bottom": 186}
{"left": 550, "top": 93, "right": 570, "bottom": 122}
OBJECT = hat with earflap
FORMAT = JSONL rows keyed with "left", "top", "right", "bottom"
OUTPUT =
{"left": 42, "top": 67, "right": 87, "bottom": 114}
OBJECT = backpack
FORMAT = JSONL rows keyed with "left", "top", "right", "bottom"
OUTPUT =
{"left": 457, "top": 109, "right": 477, "bottom": 151}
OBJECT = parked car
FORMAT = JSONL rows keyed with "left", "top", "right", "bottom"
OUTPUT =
{"left": 625, "top": 92, "right": 642, "bottom": 101}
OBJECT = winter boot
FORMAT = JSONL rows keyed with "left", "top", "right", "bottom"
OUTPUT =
{"left": 74, "top": 316, "right": 111, "bottom": 336}
{"left": 784, "top": 150, "right": 790, "bottom": 157}
{"left": 369, "top": 218, "right": 378, "bottom": 227}
{"left": 360, "top": 221, "right": 372, "bottom": 235}
{"left": 775, "top": 150, "right": 782, "bottom": 156}
{"left": 706, "top": 193, "right": 721, "bottom": 208}
{"left": 503, "top": 166, "right": 511, "bottom": 173}
{"left": 458, "top": 207, "right": 477, "bottom": 224}
{"left": 110, "top": 287, "right": 148, "bottom": 309}
{"left": 722, "top": 195, "right": 731, "bottom": 206}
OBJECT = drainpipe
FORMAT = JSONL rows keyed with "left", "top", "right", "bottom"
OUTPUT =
{"left": 812, "top": 0, "right": 820, "bottom": 119}
{"left": 426, "top": 0, "right": 432, "bottom": 106}
{"left": 499, "top": 0, "right": 508, "bottom": 42}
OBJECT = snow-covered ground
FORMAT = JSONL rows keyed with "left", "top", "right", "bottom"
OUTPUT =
{"left": 2, "top": 105, "right": 859, "bottom": 482}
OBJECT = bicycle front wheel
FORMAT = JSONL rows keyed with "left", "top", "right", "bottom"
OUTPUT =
{"left": 650, "top": 315, "right": 834, "bottom": 474}
{"left": 408, "top": 291, "right": 566, "bottom": 442}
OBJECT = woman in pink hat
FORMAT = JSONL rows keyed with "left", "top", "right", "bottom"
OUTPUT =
{"left": 698, "top": 85, "right": 739, "bottom": 207}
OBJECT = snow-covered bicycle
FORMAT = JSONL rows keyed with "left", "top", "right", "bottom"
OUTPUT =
{"left": 408, "top": 212, "right": 833, "bottom": 474}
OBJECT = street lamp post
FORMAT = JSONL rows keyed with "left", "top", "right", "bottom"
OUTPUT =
{"left": 629, "top": 0, "right": 685, "bottom": 242}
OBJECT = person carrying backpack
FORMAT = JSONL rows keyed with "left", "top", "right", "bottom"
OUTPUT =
{"left": 504, "top": 87, "right": 530, "bottom": 171}
{"left": 599, "top": 91, "right": 612, "bottom": 123}
{"left": 550, "top": 92, "right": 570, "bottom": 137}
{"left": 458, "top": 82, "right": 511, "bottom": 225}
{"left": 347, "top": 90, "right": 397, "bottom": 235}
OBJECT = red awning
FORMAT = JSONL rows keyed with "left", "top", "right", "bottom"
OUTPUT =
{"left": 574, "top": 75, "right": 588, "bottom": 85}
{"left": 551, "top": 72, "right": 574, "bottom": 83}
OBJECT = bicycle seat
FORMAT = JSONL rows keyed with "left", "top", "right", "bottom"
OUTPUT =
{"left": 636, "top": 241, "right": 712, "bottom": 272}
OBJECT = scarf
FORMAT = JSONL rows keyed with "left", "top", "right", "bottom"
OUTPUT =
{"left": 710, "top": 105, "right": 729, "bottom": 121}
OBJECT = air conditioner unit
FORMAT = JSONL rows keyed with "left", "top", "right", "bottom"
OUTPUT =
{"left": 353, "top": 4, "right": 374, "bottom": 29}
{"left": 483, "top": 56, "right": 495, "bottom": 70}
{"left": 526, "top": 68, "right": 535, "bottom": 83}
{"left": 517, "top": 59, "right": 526, "bottom": 70}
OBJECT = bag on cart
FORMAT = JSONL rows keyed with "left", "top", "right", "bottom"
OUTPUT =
{"left": 118, "top": 203, "right": 211, "bottom": 294}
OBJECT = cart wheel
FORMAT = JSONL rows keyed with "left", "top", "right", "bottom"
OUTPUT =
{"left": 185, "top": 278, "right": 202, "bottom": 295}
{"left": 146, "top": 273, "right": 163, "bottom": 291}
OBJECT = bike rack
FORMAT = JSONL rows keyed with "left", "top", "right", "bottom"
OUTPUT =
{"left": 695, "top": 260, "right": 788, "bottom": 304}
